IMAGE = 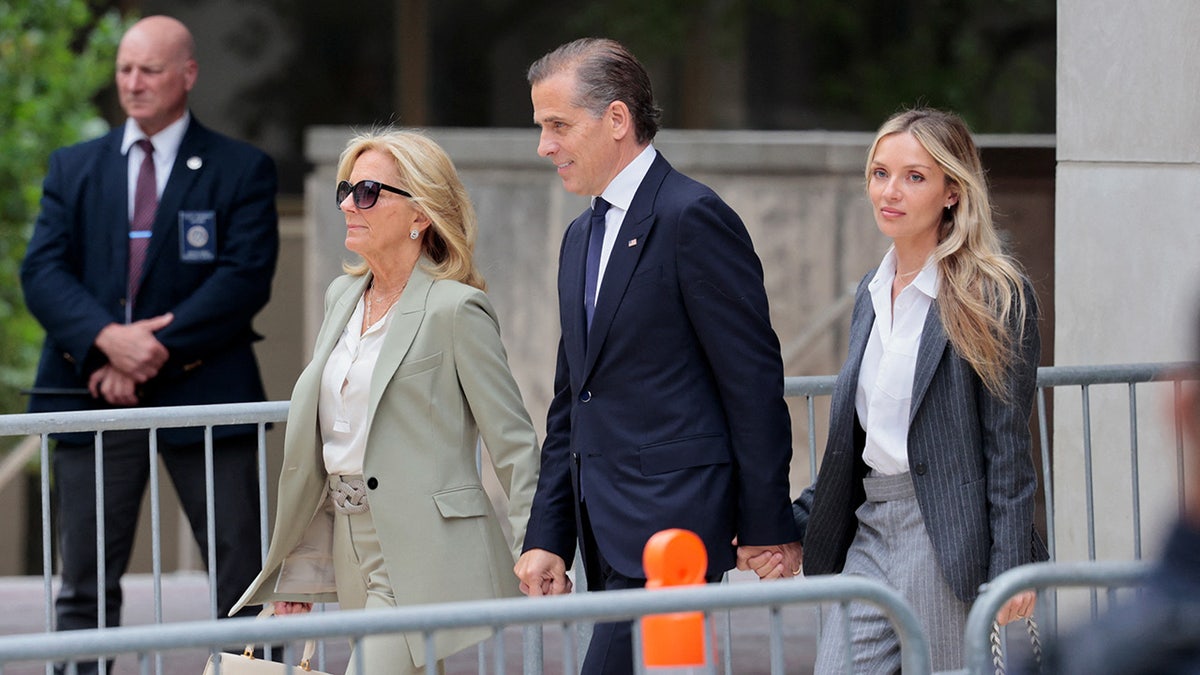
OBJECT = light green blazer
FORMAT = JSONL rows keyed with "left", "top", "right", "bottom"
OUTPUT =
{"left": 231, "top": 260, "right": 540, "bottom": 666}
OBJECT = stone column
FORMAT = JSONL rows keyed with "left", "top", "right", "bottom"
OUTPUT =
{"left": 1053, "top": 0, "right": 1200, "bottom": 563}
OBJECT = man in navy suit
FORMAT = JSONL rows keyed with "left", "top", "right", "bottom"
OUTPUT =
{"left": 20, "top": 16, "right": 277, "bottom": 670}
{"left": 514, "top": 38, "right": 801, "bottom": 674}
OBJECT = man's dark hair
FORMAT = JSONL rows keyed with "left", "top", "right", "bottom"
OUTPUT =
{"left": 528, "top": 37, "right": 662, "bottom": 145}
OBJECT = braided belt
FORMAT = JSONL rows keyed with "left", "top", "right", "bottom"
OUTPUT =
{"left": 328, "top": 475, "right": 370, "bottom": 514}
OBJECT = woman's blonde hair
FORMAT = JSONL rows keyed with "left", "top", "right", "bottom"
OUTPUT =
{"left": 866, "top": 108, "right": 1031, "bottom": 399}
{"left": 336, "top": 128, "right": 486, "bottom": 290}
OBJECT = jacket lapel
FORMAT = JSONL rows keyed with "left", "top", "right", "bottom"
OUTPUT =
{"left": 102, "top": 132, "right": 131, "bottom": 298}
{"left": 580, "top": 154, "right": 668, "bottom": 378}
{"left": 140, "top": 119, "right": 206, "bottom": 291}
{"left": 366, "top": 260, "right": 433, "bottom": 431}
{"left": 562, "top": 211, "right": 590, "bottom": 385}
{"left": 314, "top": 275, "right": 370, "bottom": 366}
{"left": 830, "top": 283, "right": 876, "bottom": 445}
{"left": 289, "top": 274, "right": 369, "bottom": 434}
{"left": 909, "top": 300, "right": 948, "bottom": 423}
{"left": 844, "top": 285, "right": 876, "bottom": 387}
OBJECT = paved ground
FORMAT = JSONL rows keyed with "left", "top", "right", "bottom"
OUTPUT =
{"left": 0, "top": 572, "right": 819, "bottom": 674}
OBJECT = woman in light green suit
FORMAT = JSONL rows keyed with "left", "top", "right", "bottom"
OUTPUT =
{"left": 231, "top": 129, "right": 541, "bottom": 674}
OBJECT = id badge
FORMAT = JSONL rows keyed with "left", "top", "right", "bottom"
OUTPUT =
{"left": 178, "top": 210, "right": 217, "bottom": 262}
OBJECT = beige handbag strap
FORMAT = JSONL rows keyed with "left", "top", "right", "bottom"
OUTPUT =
{"left": 240, "top": 605, "right": 319, "bottom": 671}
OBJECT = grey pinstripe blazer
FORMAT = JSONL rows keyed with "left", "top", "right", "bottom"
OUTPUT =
{"left": 794, "top": 271, "right": 1047, "bottom": 602}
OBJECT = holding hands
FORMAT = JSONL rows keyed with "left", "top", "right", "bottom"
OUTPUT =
{"left": 735, "top": 539, "right": 804, "bottom": 580}
{"left": 514, "top": 548, "right": 573, "bottom": 596}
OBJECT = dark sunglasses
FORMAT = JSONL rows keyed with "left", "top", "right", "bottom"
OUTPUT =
{"left": 336, "top": 180, "right": 413, "bottom": 209}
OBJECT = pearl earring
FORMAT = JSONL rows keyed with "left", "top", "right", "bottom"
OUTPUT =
{"left": 410, "top": 228, "right": 419, "bottom": 240}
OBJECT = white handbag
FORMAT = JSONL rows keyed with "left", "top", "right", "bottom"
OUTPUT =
{"left": 201, "top": 606, "right": 331, "bottom": 675}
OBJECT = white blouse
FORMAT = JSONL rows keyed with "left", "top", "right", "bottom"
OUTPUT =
{"left": 855, "top": 248, "right": 938, "bottom": 475}
{"left": 319, "top": 293, "right": 394, "bottom": 476}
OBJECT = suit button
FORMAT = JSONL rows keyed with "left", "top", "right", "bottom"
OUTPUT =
{"left": 366, "top": 477, "right": 379, "bottom": 489}
{"left": 579, "top": 390, "right": 592, "bottom": 403}
{"left": 913, "top": 462, "right": 928, "bottom": 476}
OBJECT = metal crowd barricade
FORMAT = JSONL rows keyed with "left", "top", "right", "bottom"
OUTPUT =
{"left": 788, "top": 362, "right": 1194, "bottom": 673}
{"left": 960, "top": 560, "right": 1152, "bottom": 675}
{"left": 0, "top": 402, "right": 287, "bottom": 674}
{"left": 0, "top": 361, "right": 1195, "bottom": 673}
{"left": 1031, "top": 361, "right": 1194, "bottom": 636}
{"left": 1032, "top": 362, "right": 1195, "bottom": 564}
{"left": 0, "top": 575, "right": 932, "bottom": 675}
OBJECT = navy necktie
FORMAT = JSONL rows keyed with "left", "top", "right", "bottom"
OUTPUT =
{"left": 584, "top": 197, "right": 610, "bottom": 333}
{"left": 128, "top": 139, "right": 157, "bottom": 312}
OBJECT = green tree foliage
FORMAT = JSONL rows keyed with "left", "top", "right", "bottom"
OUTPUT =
{"left": 0, "top": 1, "right": 128, "bottom": 416}
{"left": 565, "top": 0, "right": 1055, "bottom": 133}
{"left": 796, "top": 0, "right": 1055, "bottom": 132}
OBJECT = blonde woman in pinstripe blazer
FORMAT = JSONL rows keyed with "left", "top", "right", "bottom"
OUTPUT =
{"left": 231, "top": 130, "right": 540, "bottom": 674}
{"left": 744, "top": 108, "right": 1046, "bottom": 673}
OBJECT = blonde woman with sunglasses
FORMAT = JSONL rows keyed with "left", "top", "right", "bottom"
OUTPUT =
{"left": 232, "top": 129, "right": 541, "bottom": 675}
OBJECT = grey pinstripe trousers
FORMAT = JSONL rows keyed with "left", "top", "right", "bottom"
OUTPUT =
{"left": 814, "top": 472, "right": 969, "bottom": 674}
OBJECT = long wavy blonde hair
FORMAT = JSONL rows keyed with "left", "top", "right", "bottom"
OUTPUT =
{"left": 336, "top": 128, "right": 486, "bottom": 290}
{"left": 866, "top": 108, "right": 1030, "bottom": 399}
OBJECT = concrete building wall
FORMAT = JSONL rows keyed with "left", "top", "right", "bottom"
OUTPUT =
{"left": 1053, "top": 0, "right": 1200, "bottom": 562}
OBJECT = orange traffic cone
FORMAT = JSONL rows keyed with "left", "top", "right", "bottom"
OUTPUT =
{"left": 641, "top": 528, "right": 711, "bottom": 670}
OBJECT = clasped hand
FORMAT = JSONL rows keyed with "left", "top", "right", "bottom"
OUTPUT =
{"left": 734, "top": 537, "right": 804, "bottom": 580}
{"left": 89, "top": 313, "right": 173, "bottom": 405}
{"left": 514, "top": 548, "right": 573, "bottom": 596}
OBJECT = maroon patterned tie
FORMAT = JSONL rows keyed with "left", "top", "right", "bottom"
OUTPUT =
{"left": 128, "top": 139, "right": 157, "bottom": 310}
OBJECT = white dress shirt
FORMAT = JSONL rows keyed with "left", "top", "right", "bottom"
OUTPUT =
{"left": 855, "top": 248, "right": 938, "bottom": 475}
{"left": 319, "top": 292, "right": 394, "bottom": 476}
{"left": 589, "top": 143, "right": 657, "bottom": 302}
{"left": 121, "top": 113, "right": 189, "bottom": 218}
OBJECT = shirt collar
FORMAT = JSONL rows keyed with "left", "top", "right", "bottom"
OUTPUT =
{"left": 120, "top": 111, "right": 190, "bottom": 158}
{"left": 594, "top": 144, "right": 657, "bottom": 212}
{"left": 868, "top": 247, "right": 940, "bottom": 299}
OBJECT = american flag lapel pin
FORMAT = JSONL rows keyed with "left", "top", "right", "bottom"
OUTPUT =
{"left": 627, "top": 238, "right": 638, "bottom": 247}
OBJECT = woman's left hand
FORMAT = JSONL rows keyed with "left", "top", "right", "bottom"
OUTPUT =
{"left": 273, "top": 601, "right": 313, "bottom": 616}
{"left": 995, "top": 590, "right": 1036, "bottom": 625}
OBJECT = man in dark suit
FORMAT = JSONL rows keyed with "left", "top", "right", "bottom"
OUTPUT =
{"left": 514, "top": 38, "right": 801, "bottom": 674}
{"left": 19, "top": 15, "right": 277, "bottom": 671}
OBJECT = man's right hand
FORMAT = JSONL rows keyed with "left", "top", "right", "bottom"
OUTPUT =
{"left": 514, "top": 548, "right": 572, "bottom": 596}
{"left": 94, "top": 313, "right": 173, "bottom": 382}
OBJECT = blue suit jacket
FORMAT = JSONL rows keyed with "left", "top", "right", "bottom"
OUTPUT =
{"left": 20, "top": 117, "right": 279, "bottom": 445}
{"left": 522, "top": 152, "right": 798, "bottom": 581}
{"left": 794, "top": 272, "right": 1047, "bottom": 602}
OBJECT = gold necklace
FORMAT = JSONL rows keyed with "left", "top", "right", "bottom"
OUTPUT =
{"left": 365, "top": 280, "right": 406, "bottom": 325}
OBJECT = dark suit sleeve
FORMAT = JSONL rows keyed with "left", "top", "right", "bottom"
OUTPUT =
{"left": 520, "top": 335, "right": 578, "bottom": 565}
{"left": 154, "top": 150, "right": 279, "bottom": 362}
{"left": 792, "top": 484, "right": 816, "bottom": 541}
{"left": 983, "top": 284, "right": 1042, "bottom": 577}
{"left": 676, "top": 193, "right": 799, "bottom": 545}
{"left": 21, "top": 149, "right": 119, "bottom": 372}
